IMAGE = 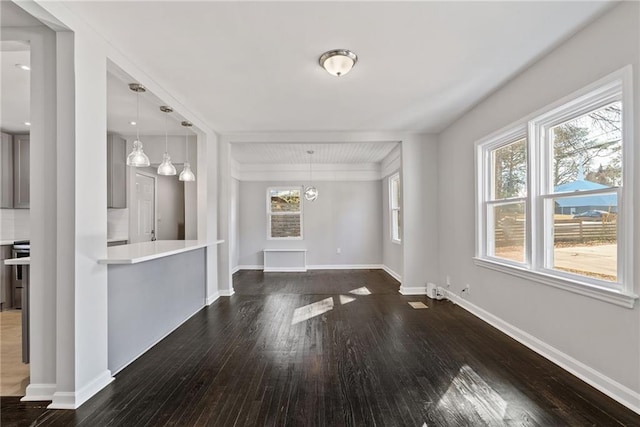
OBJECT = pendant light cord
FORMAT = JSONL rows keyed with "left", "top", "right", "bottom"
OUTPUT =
{"left": 136, "top": 91, "right": 140, "bottom": 141}
{"left": 185, "top": 131, "right": 189, "bottom": 161}
{"left": 164, "top": 108, "right": 169, "bottom": 152}
{"left": 309, "top": 152, "right": 313, "bottom": 183}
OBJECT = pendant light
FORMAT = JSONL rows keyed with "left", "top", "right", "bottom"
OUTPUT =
{"left": 157, "top": 106, "right": 177, "bottom": 175}
{"left": 126, "top": 83, "right": 151, "bottom": 167}
{"left": 179, "top": 121, "right": 196, "bottom": 182}
{"left": 304, "top": 150, "right": 318, "bottom": 201}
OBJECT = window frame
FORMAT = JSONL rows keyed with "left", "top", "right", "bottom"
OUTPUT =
{"left": 266, "top": 186, "right": 303, "bottom": 240}
{"left": 389, "top": 173, "right": 401, "bottom": 244}
{"left": 475, "top": 66, "right": 636, "bottom": 308}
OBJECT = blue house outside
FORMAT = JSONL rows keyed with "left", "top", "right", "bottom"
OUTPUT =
{"left": 554, "top": 180, "right": 618, "bottom": 214}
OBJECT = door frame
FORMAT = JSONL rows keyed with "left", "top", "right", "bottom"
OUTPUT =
{"left": 132, "top": 170, "right": 158, "bottom": 243}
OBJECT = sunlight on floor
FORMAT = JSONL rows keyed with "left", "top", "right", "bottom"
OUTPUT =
{"left": 348, "top": 286, "right": 371, "bottom": 295}
{"left": 435, "top": 365, "right": 507, "bottom": 423}
{"left": 339, "top": 295, "right": 356, "bottom": 305}
{"left": 291, "top": 297, "right": 334, "bottom": 325}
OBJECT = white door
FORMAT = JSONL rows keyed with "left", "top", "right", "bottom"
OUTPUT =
{"left": 134, "top": 173, "right": 155, "bottom": 242}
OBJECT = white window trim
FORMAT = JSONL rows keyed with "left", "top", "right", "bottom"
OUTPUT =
{"left": 389, "top": 173, "right": 401, "bottom": 244}
{"left": 266, "top": 186, "right": 303, "bottom": 240}
{"left": 475, "top": 66, "right": 637, "bottom": 308}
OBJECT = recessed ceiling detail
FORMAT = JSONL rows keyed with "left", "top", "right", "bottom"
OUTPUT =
{"left": 231, "top": 142, "right": 398, "bottom": 164}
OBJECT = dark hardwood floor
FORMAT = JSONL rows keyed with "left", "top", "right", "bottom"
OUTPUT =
{"left": 2, "top": 269, "right": 639, "bottom": 426}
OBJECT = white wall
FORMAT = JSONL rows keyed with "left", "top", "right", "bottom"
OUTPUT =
{"left": 238, "top": 180, "right": 382, "bottom": 267}
{"left": 437, "top": 1, "right": 640, "bottom": 409}
{"left": 157, "top": 175, "right": 184, "bottom": 240}
{"left": 106, "top": 208, "right": 128, "bottom": 240}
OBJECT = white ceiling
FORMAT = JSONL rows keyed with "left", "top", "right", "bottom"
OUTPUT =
{"left": 62, "top": 1, "right": 612, "bottom": 134}
{"left": 2, "top": 1, "right": 614, "bottom": 166}
{"left": 231, "top": 142, "right": 399, "bottom": 164}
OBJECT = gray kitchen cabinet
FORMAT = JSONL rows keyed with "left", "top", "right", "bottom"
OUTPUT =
{"left": 107, "top": 134, "right": 127, "bottom": 208}
{"left": 13, "top": 134, "right": 29, "bottom": 209}
{"left": 0, "top": 133, "right": 13, "bottom": 208}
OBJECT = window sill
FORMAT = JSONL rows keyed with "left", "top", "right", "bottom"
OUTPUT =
{"left": 473, "top": 257, "right": 637, "bottom": 308}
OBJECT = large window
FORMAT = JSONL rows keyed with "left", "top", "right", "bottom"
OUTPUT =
{"left": 476, "top": 68, "right": 634, "bottom": 307}
{"left": 267, "top": 187, "right": 302, "bottom": 239}
{"left": 390, "top": 173, "right": 401, "bottom": 243}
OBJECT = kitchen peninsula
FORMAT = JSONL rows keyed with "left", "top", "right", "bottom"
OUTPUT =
{"left": 99, "top": 240, "right": 223, "bottom": 374}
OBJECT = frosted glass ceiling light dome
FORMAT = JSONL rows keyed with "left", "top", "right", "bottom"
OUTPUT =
{"left": 157, "top": 105, "right": 177, "bottom": 176}
{"left": 319, "top": 49, "right": 358, "bottom": 77}
{"left": 126, "top": 83, "right": 150, "bottom": 167}
{"left": 179, "top": 121, "right": 196, "bottom": 182}
{"left": 304, "top": 150, "right": 318, "bottom": 201}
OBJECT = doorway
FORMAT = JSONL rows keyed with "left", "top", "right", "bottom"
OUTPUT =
{"left": 132, "top": 172, "right": 156, "bottom": 243}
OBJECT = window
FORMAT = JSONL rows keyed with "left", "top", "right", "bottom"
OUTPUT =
{"left": 476, "top": 68, "right": 634, "bottom": 307}
{"left": 267, "top": 187, "right": 302, "bottom": 239}
{"left": 390, "top": 173, "right": 401, "bottom": 243}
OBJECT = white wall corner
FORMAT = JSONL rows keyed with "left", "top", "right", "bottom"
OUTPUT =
{"left": 380, "top": 144, "right": 402, "bottom": 179}
{"left": 444, "top": 290, "right": 640, "bottom": 415}
{"left": 48, "top": 370, "right": 114, "bottom": 410}
{"left": 21, "top": 383, "right": 57, "bottom": 402}
{"left": 219, "top": 289, "right": 235, "bottom": 297}
{"left": 206, "top": 292, "right": 220, "bottom": 306}
{"left": 382, "top": 265, "right": 402, "bottom": 282}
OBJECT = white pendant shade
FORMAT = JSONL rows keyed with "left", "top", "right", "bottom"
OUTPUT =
{"left": 179, "top": 162, "right": 196, "bottom": 182}
{"left": 126, "top": 83, "right": 150, "bottom": 167}
{"left": 158, "top": 152, "right": 177, "bottom": 175}
{"left": 126, "top": 139, "right": 150, "bottom": 167}
{"left": 180, "top": 121, "right": 196, "bottom": 182}
{"left": 319, "top": 49, "right": 358, "bottom": 77}
{"left": 304, "top": 185, "right": 318, "bottom": 201}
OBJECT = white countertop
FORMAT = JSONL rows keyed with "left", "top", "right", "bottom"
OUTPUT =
{"left": 98, "top": 240, "right": 224, "bottom": 265}
{"left": 4, "top": 256, "right": 29, "bottom": 265}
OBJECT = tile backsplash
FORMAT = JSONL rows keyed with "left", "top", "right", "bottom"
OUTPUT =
{"left": 0, "top": 209, "right": 30, "bottom": 241}
{"left": 108, "top": 208, "right": 129, "bottom": 240}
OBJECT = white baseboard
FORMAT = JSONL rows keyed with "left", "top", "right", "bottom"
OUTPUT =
{"left": 263, "top": 267, "right": 307, "bottom": 272}
{"left": 236, "top": 265, "right": 262, "bottom": 271}
{"left": 381, "top": 265, "right": 402, "bottom": 282}
{"left": 399, "top": 285, "right": 428, "bottom": 295}
{"left": 307, "top": 264, "right": 382, "bottom": 270}
{"left": 205, "top": 292, "right": 220, "bottom": 305}
{"left": 445, "top": 290, "right": 640, "bottom": 415}
{"left": 231, "top": 265, "right": 240, "bottom": 274}
{"left": 21, "top": 383, "right": 57, "bottom": 402}
{"left": 219, "top": 289, "right": 235, "bottom": 297}
{"left": 48, "top": 370, "right": 114, "bottom": 410}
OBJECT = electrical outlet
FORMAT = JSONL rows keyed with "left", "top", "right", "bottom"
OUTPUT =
{"left": 336, "top": 248, "right": 341, "bottom": 254}
{"left": 445, "top": 275, "right": 451, "bottom": 286}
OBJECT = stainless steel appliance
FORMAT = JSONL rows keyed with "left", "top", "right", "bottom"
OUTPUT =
{"left": 12, "top": 240, "right": 29, "bottom": 309}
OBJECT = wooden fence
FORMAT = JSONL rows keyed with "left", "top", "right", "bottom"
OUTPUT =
{"left": 495, "top": 219, "right": 616, "bottom": 246}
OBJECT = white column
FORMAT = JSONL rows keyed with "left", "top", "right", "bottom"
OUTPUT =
{"left": 198, "top": 131, "right": 221, "bottom": 304}
{"left": 49, "top": 30, "right": 113, "bottom": 410}
{"left": 216, "top": 139, "right": 233, "bottom": 295}
{"left": 6, "top": 25, "right": 59, "bottom": 402}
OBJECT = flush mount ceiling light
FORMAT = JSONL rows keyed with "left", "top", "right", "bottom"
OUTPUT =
{"left": 319, "top": 49, "right": 358, "bottom": 77}
{"left": 126, "top": 83, "right": 151, "bottom": 167}
{"left": 157, "top": 105, "right": 177, "bottom": 176}
{"left": 304, "top": 150, "right": 318, "bottom": 201}
{"left": 179, "top": 121, "right": 196, "bottom": 182}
